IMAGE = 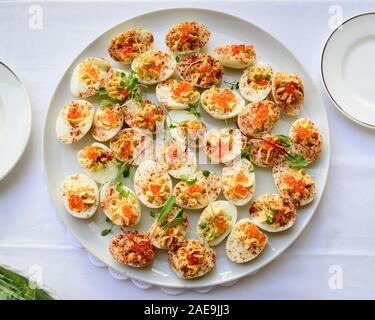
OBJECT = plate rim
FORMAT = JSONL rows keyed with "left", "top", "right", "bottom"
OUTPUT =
{"left": 320, "top": 11, "right": 375, "bottom": 129}
{"left": 42, "top": 7, "right": 331, "bottom": 289}
{"left": 0, "top": 61, "right": 32, "bottom": 181}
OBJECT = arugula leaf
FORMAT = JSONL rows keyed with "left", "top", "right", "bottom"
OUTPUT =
{"left": 276, "top": 134, "right": 291, "bottom": 148}
{"left": 100, "top": 98, "right": 119, "bottom": 107}
{"left": 202, "top": 170, "right": 210, "bottom": 177}
{"left": 98, "top": 87, "right": 107, "bottom": 96}
{"left": 187, "top": 103, "right": 200, "bottom": 117}
{"left": 157, "top": 196, "right": 176, "bottom": 224}
{"left": 116, "top": 182, "right": 130, "bottom": 197}
{"left": 180, "top": 175, "right": 197, "bottom": 185}
{"left": 101, "top": 229, "right": 112, "bottom": 236}
{"left": 224, "top": 80, "right": 239, "bottom": 90}
{"left": 241, "top": 143, "right": 251, "bottom": 161}
{"left": 284, "top": 153, "right": 308, "bottom": 168}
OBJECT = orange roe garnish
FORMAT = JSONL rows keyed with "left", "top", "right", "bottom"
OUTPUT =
{"left": 68, "top": 195, "right": 84, "bottom": 211}
{"left": 283, "top": 174, "right": 306, "bottom": 194}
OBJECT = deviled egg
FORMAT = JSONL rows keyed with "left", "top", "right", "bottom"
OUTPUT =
{"left": 78, "top": 143, "right": 118, "bottom": 184}
{"left": 168, "top": 240, "right": 216, "bottom": 279}
{"left": 222, "top": 158, "right": 255, "bottom": 206}
{"left": 226, "top": 218, "right": 267, "bottom": 263}
{"left": 239, "top": 61, "right": 273, "bottom": 102}
{"left": 176, "top": 53, "right": 223, "bottom": 88}
{"left": 109, "top": 128, "right": 153, "bottom": 165}
{"left": 166, "top": 110, "right": 207, "bottom": 148}
{"left": 213, "top": 44, "right": 256, "bottom": 69}
{"left": 103, "top": 68, "right": 130, "bottom": 103}
{"left": 165, "top": 21, "right": 210, "bottom": 54}
{"left": 272, "top": 72, "right": 304, "bottom": 116}
{"left": 131, "top": 50, "right": 176, "bottom": 85}
{"left": 155, "top": 139, "right": 197, "bottom": 179}
{"left": 123, "top": 99, "right": 165, "bottom": 134}
{"left": 201, "top": 86, "right": 245, "bottom": 120}
{"left": 91, "top": 103, "right": 124, "bottom": 142}
{"left": 60, "top": 174, "right": 99, "bottom": 219}
{"left": 249, "top": 134, "right": 285, "bottom": 167}
{"left": 70, "top": 57, "right": 110, "bottom": 98}
{"left": 272, "top": 161, "right": 316, "bottom": 207}
{"left": 197, "top": 200, "right": 237, "bottom": 247}
{"left": 149, "top": 206, "right": 188, "bottom": 249}
{"left": 134, "top": 160, "right": 173, "bottom": 208}
{"left": 100, "top": 181, "right": 141, "bottom": 227}
{"left": 289, "top": 118, "right": 323, "bottom": 164}
{"left": 249, "top": 193, "right": 297, "bottom": 232}
{"left": 108, "top": 28, "right": 154, "bottom": 65}
{"left": 174, "top": 170, "right": 222, "bottom": 210}
{"left": 109, "top": 231, "right": 155, "bottom": 268}
{"left": 237, "top": 100, "right": 280, "bottom": 137}
{"left": 156, "top": 79, "right": 200, "bottom": 110}
{"left": 56, "top": 100, "right": 94, "bottom": 144}
{"left": 204, "top": 128, "right": 247, "bottom": 164}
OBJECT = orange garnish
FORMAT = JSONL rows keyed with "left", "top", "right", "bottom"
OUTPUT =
{"left": 121, "top": 140, "right": 133, "bottom": 159}
{"left": 253, "top": 104, "right": 269, "bottom": 128}
{"left": 212, "top": 90, "right": 236, "bottom": 111}
{"left": 88, "top": 67, "right": 99, "bottom": 81}
{"left": 274, "top": 208, "right": 285, "bottom": 222}
{"left": 234, "top": 184, "right": 248, "bottom": 197}
{"left": 149, "top": 184, "right": 162, "bottom": 196}
{"left": 67, "top": 106, "right": 82, "bottom": 120}
{"left": 172, "top": 81, "right": 192, "bottom": 97}
{"left": 122, "top": 205, "right": 137, "bottom": 225}
{"left": 180, "top": 22, "right": 192, "bottom": 42}
{"left": 283, "top": 174, "right": 306, "bottom": 194}
{"left": 84, "top": 146, "right": 98, "bottom": 161}
{"left": 186, "top": 184, "right": 204, "bottom": 195}
{"left": 295, "top": 126, "right": 311, "bottom": 140}
{"left": 68, "top": 195, "right": 84, "bottom": 211}
{"left": 106, "top": 110, "right": 118, "bottom": 126}
{"left": 122, "top": 44, "right": 133, "bottom": 57}
{"left": 236, "top": 172, "right": 249, "bottom": 184}
{"left": 255, "top": 75, "right": 269, "bottom": 86}
{"left": 231, "top": 44, "right": 246, "bottom": 55}
{"left": 285, "top": 82, "right": 296, "bottom": 93}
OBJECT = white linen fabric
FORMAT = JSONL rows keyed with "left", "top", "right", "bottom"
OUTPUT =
{"left": 0, "top": 0, "right": 375, "bottom": 299}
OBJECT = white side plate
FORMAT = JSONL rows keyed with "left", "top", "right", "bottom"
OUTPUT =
{"left": 321, "top": 12, "right": 375, "bottom": 128}
{"left": 0, "top": 62, "right": 32, "bottom": 181}
{"left": 43, "top": 8, "right": 330, "bottom": 289}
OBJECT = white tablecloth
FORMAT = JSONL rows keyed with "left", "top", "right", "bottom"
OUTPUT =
{"left": 1, "top": 0, "right": 375, "bottom": 300}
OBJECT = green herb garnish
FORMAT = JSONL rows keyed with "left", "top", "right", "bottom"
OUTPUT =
{"left": 199, "top": 222, "right": 207, "bottom": 229}
{"left": 265, "top": 73, "right": 271, "bottom": 81}
{"left": 175, "top": 55, "right": 181, "bottom": 62}
{"left": 116, "top": 182, "right": 130, "bottom": 197}
{"left": 150, "top": 211, "right": 157, "bottom": 218}
{"left": 202, "top": 170, "right": 210, "bottom": 177}
{"left": 101, "top": 216, "right": 114, "bottom": 236}
{"left": 276, "top": 134, "right": 291, "bottom": 148}
{"left": 187, "top": 103, "right": 200, "bottom": 117}
{"left": 180, "top": 175, "right": 197, "bottom": 186}
{"left": 98, "top": 87, "right": 107, "bottom": 96}
{"left": 100, "top": 98, "right": 119, "bottom": 107}
{"left": 285, "top": 153, "right": 308, "bottom": 168}
{"left": 224, "top": 80, "right": 239, "bottom": 90}
{"left": 157, "top": 196, "right": 176, "bottom": 225}
{"left": 254, "top": 74, "right": 260, "bottom": 81}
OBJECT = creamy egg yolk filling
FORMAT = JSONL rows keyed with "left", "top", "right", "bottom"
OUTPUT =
{"left": 151, "top": 220, "right": 185, "bottom": 248}
{"left": 199, "top": 206, "right": 232, "bottom": 241}
{"left": 255, "top": 198, "right": 293, "bottom": 228}
{"left": 133, "top": 103, "right": 164, "bottom": 131}
{"left": 175, "top": 242, "right": 206, "bottom": 273}
{"left": 280, "top": 169, "right": 313, "bottom": 195}
{"left": 247, "top": 66, "right": 272, "bottom": 90}
{"left": 206, "top": 132, "right": 235, "bottom": 160}
{"left": 177, "top": 120, "right": 206, "bottom": 144}
{"left": 257, "top": 137, "right": 281, "bottom": 164}
{"left": 170, "top": 22, "right": 200, "bottom": 52}
{"left": 144, "top": 177, "right": 171, "bottom": 206}
{"left": 171, "top": 80, "right": 199, "bottom": 104}
{"left": 160, "top": 142, "right": 187, "bottom": 171}
{"left": 106, "top": 71, "right": 128, "bottom": 100}
{"left": 223, "top": 171, "right": 252, "bottom": 200}
{"left": 274, "top": 78, "right": 303, "bottom": 105}
{"left": 79, "top": 146, "right": 113, "bottom": 172}
{"left": 235, "top": 222, "right": 266, "bottom": 251}
{"left": 66, "top": 103, "right": 90, "bottom": 127}
{"left": 203, "top": 87, "right": 237, "bottom": 114}
{"left": 95, "top": 106, "right": 122, "bottom": 130}
{"left": 292, "top": 121, "right": 319, "bottom": 146}
{"left": 193, "top": 56, "right": 221, "bottom": 87}
{"left": 176, "top": 181, "right": 208, "bottom": 207}
{"left": 136, "top": 53, "right": 163, "bottom": 81}
{"left": 115, "top": 34, "right": 148, "bottom": 60}
{"left": 79, "top": 61, "right": 102, "bottom": 85}
{"left": 251, "top": 103, "right": 272, "bottom": 130}
{"left": 105, "top": 190, "right": 139, "bottom": 226}
{"left": 65, "top": 185, "right": 96, "bottom": 213}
